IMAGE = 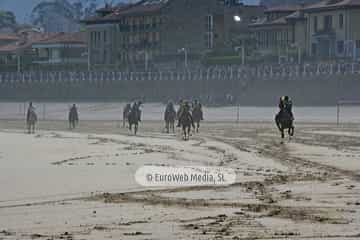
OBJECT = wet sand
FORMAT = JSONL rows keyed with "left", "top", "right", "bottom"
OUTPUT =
{"left": 0, "top": 120, "right": 360, "bottom": 239}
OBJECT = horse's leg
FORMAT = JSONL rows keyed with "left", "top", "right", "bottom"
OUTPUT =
{"left": 166, "top": 121, "right": 169, "bottom": 133}
{"left": 134, "top": 124, "right": 138, "bottom": 135}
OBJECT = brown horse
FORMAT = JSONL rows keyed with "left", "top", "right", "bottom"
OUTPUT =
{"left": 128, "top": 107, "right": 140, "bottom": 135}
{"left": 192, "top": 106, "right": 203, "bottom": 133}
{"left": 179, "top": 111, "right": 194, "bottom": 141}
{"left": 164, "top": 107, "right": 176, "bottom": 133}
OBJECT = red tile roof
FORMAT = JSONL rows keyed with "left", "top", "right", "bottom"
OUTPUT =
{"left": 33, "top": 32, "right": 87, "bottom": 45}
{"left": 0, "top": 33, "right": 58, "bottom": 53}
{"left": 0, "top": 34, "right": 20, "bottom": 41}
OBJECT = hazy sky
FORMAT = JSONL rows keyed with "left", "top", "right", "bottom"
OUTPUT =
{"left": 0, "top": 0, "right": 260, "bottom": 23}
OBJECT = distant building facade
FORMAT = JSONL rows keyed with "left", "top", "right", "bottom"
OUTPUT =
{"left": 249, "top": 5, "right": 307, "bottom": 62}
{"left": 32, "top": 32, "right": 87, "bottom": 67}
{"left": 82, "top": 0, "right": 264, "bottom": 69}
{"left": 304, "top": 0, "right": 360, "bottom": 59}
{"left": 0, "top": 30, "right": 87, "bottom": 72}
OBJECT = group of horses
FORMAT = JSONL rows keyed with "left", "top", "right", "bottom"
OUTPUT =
{"left": 25, "top": 103, "right": 295, "bottom": 140}
{"left": 26, "top": 105, "right": 79, "bottom": 134}
{"left": 122, "top": 103, "right": 204, "bottom": 140}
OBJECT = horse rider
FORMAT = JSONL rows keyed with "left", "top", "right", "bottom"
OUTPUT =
{"left": 69, "top": 104, "right": 79, "bottom": 121}
{"left": 124, "top": 103, "right": 131, "bottom": 115}
{"left": 26, "top": 102, "right": 36, "bottom": 121}
{"left": 176, "top": 99, "right": 185, "bottom": 127}
{"left": 137, "top": 101, "right": 143, "bottom": 122}
{"left": 277, "top": 96, "right": 294, "bottom": 121}
{"left": 131, "top": 101, "right": 142, "bottom": 122}
{"left": 177, "top": 101, "right": 194, "bottom": 128}
{"left": 192, "top": 100, "right": 204, "bottom": 120}
{"left": 165, "top": 100, "right": 176, "bottom": 114}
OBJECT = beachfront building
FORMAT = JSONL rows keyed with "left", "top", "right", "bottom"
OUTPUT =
{"left": 249, "top": 5, "right": 307, "bottom": 62}
{"left": 0, "top": 30, "right": 54, "bottom": 72}
{"left": 304, "top": 0, "right": 360, "bottom": 59}
{"left": 82, "top": 0, "right": 264, "bottom": 69}
{"left": 32, "top": 32, "right": 87, "bottom": 69}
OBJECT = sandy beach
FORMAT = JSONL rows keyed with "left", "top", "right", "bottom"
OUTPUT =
{"left": 0, "top": 104, "right": 360, "bottom": 239}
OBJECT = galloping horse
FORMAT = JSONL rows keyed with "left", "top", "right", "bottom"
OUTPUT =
{"left": 164, "top": 107, "right": 176, "bottom": 133}
{"left": 26, "top": 108, "right": 37, "bottom": 134}
{"left": 128, "top": 107, "right": 140, "bottom": 135}
{"left": 68, "top": 105, "right": 79, "bottom": 130}
{"left": 275, "top": 110, "right": 294, "bottom": 140}
{"left": 192, "top": 106, "right": 203, "bottom": 133}
{"left": 179, "top": 111, "right": 194, "bottom": 141}
{"left": 123, "top": 104, "right": 131, "bottom": 128}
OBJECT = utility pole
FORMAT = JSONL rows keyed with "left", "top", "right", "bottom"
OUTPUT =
{"left": 145, "top": 51, "right": 148, "bottom": 71}
{"left": 17, "top": 54, "right": 21, "bottom": 73}
{"left": 241, "top": 45, "right": 245, "bottom": 65}
{"left": 178, "top": 48, "right": 188, "bottom": 68}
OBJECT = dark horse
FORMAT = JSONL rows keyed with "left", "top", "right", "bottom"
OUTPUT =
{"left": 26, "top": 108, "right": 37, "bottom": 134}
{"left": 179, "top": 111, "right": 194, "bottom": 141}
{"left": 68, "top": 105, "right": 79, "bottom": 130}
{"left": 128, "top": 107, "right": 140, "bottom": 135}
{"left": 192, "top": 107, "right": 203, "bottom": 133}
{"left": 275, "top": 110, "right": 294, "bottom": 140}
{"left": 164, "top": 107, "right": 176, "bottom": 133}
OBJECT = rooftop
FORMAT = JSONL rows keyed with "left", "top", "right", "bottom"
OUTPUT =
{"left": 83, "top": 0, "right": 169, "bottom": 24}
{"left": 304, "top": 0, "right": 360, "bottom": 11}
{"left": 32, "top": 32, "right": 87, "bottom": 45}
{"left": 0, "top": 33, "right": 58, "bottom": 53}
{"left": 264, "top": 5, "right": 300, "bottom": 13}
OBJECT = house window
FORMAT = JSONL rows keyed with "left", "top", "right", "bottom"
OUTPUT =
{"left": 312, "top": 43, "right": 317, "bottom": 56}
{"left": 356, "top": 40, "right": 360, "bottom": 49}
{"left": 313, "top": 16, "right": 318, "bottom": 32}
{"left": 324, "top": 15, "right": 333, "bottom": 31}
{"left": 337, "top": 41, "right": 344, "bottom": 55}
{"left": 205, "top": 15, "right": 214, "bottom": 49}
{"left": 339, "top": 14, "right": 344, "bottom": 29}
